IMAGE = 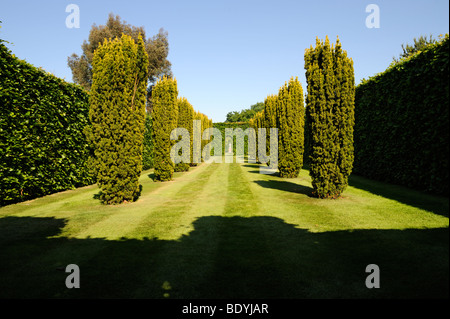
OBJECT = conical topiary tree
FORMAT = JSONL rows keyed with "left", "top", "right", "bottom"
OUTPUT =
{"left": 152, "top": 76, "right": 178, "bottom": 181}
{"left": 304, "top": 36, "right": 355, "bottom": 198}
{"left": 276, "top": 77, "right": 305, "bottom": 178}
{"left": 174, "top": 97, "right": 192, "bottom": 172}
{"left": 88, "top": 33, "right": 149, "bottom": 204}
{"left": 264, "top": 94, "right": 277, "bottom": 162}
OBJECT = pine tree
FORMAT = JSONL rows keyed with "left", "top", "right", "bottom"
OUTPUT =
{"left": 88, "top": 34, "right": 149, "bottom": 204}
{"left": 152, "top": 76, "right": 178, "bottom": 181}
{"left": 304, "top": 36, "right": 355, "bottom": 198}
{"left": 276, "top": 77, "right": 305, "bottom": 178}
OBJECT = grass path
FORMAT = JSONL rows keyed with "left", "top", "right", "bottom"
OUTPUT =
{"left": 0, "top": 161, "right": 448, "bottom": 298}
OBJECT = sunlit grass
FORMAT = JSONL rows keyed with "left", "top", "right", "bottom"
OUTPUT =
{"left": 0, "top": 161, "right": 448, "bottom": 298}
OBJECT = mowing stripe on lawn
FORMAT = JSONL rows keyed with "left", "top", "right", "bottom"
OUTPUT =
{"left": 73, "top": 164, "right": 218, "bottom": 240}
{"left": 131, "top": 163, "right": 231, "bottom": 298}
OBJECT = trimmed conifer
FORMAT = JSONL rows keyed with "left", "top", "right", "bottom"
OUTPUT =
{"left": 152, "top": 76, "right": 179, "bottom": 181}
{"left": 264, "top": 94, "right": 277, "bottom": 157}
{"left": 142, "top": 113, "right": 154, "bottom": 170}
{"left": 304, "top": 36, "right": 355, "bottom": 198}
{"left": 253, "top": 110, "right": 265, "bottom": 163}
{"left": 174, "top": 97, "right": 192, "bottom": 172}
{"left": 89, "top": 34, "right": 149, "bottom": 204}
{"left": 276, "top": 77, "right": 305, "bottom": 178}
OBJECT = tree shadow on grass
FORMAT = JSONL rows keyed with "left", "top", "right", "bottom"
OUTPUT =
{"left": 1, "top": 215, "right": 448, "bottom": 299}
{"left": 348, "top": 174, "right": 449, "bottom": 218}
{"left": 254, "top": 180, "right": 314, "bottom": 197}
{"left": 241, "top": 163, "right": 261, "bottom": 168}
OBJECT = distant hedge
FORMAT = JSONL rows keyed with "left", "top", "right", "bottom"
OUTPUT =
{"left": 353, "top": 35, "right": 449, "bottom": 196}
{"left": 0, "top": 43, "right": 94, "bottom": 206}
{"left": 213, "top": 122, "right": 250, "bottom": 156}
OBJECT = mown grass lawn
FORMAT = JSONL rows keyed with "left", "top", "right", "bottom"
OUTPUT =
{"left": 0, "top": 161, "right": 448, "bottom": 298}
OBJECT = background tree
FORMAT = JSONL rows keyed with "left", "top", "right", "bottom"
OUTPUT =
{"left": 87, "top": 34, "right": 149, "bottom": 204}
{"left": 276, "top": 77, "right": 305, "bottom": 178}
{"left": 152, "top": 76, "right": 178, "bottom": 181}
{"left": 304, "top": 36, "right": 355, "bottom": 198}
{"left": 68, "top": 13, "right": 172, "bottom": 112}
{"left": 392, "top": 34, "right": 437, "bottom": 63}
{"left": 225, "top": 102, "right": 264, "bottom": 122}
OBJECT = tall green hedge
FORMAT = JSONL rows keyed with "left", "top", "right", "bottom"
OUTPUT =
{"left": 304, "top": 36, "right": 355, "bottom": 198}
{"left": 152, "top": 76, "right": 178, "bottom": 181}
{"left": 87, "top": 34, "right": 149, "bottom": 204}
{"left": 354, "top": 35, "right": 449, "bottom": 195}
{"left": 0, "top": 42, "right": 94, "bottom": 206}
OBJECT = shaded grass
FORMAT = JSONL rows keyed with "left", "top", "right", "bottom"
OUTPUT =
{"left": 0, "top": 161, "right": 448, "bottom": 298}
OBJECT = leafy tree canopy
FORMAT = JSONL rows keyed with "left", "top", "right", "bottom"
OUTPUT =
{"left": 68, "top": 13, "right": 172, "bottom": 93}
{"left": 392, "top": 34, "right": 442, "bottom": 63}
{"left": 225, "top": 102, "right": 264, "bottom": 122}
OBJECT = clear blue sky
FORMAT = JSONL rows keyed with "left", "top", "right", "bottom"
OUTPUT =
{"left": 1, "top": 0, "right": 448, "bottom": 122}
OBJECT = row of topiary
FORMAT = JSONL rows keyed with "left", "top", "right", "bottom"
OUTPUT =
{"left": 1, "top": 33, "right": 211, "bottom": 206}
{"left": 88, "top": 35, "right": 213, "bottom": 203}
{"left": 250, "top": 36, "right": 355, "bottom": 198}
{"left": 151, "top": 76, "right": 212, "bottom": 181}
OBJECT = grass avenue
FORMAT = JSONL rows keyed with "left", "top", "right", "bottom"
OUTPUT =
{"left": 0, "top": 160, "right": 448, "bottom": 298}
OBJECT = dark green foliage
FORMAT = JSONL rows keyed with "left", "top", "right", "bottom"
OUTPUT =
{"left": 152, "top": 76, "right": 178, "bottom": 181}
{"left": 0, "top": 42, "right": 94, "bottom": 206}
{"left": 276, "top": 77, "right": 305, "bottom": 178}
{"left": 142, "top": 113, "right": 154, "bottom": 170}
{"left": 354, "top": 34, "right": 449, "bottom": 196}
{"left": 305, "top": 36, "right": 355, "bottom": 198}
{"left": 88, "top": 34, "right": 149, "bottom": 204}
{"left": 174, "top": 97, "right": 192, "bottom": 172}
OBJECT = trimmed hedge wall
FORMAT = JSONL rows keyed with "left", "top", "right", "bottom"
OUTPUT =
{"left": 0, "top": 43, "right": 94, "bottom": 206}
{"left": 353, "top": 35, "right": 449, "bottom": 196}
